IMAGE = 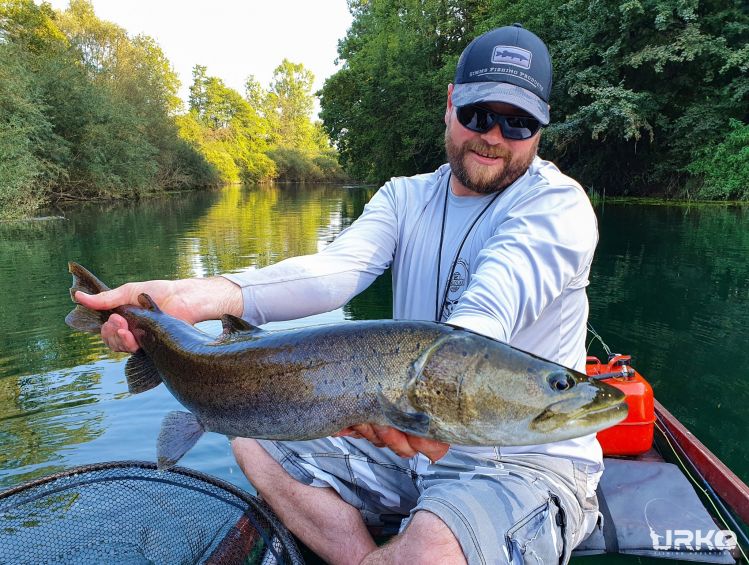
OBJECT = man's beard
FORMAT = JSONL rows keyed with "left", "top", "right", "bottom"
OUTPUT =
{"left": 445, "top": 125, "right": 539, "bottom": 194}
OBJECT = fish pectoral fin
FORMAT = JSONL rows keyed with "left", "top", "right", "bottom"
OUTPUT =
{"left": 376, "top": 388, "right": 431, "bottom": 436}
{"left": 218, "top": 314, "right": 262, "bottom": 340}
{"left": 157, "top": 411, "right": 205, "bottom": 470}
{"left": 125, "top": 350, "right": 163, "bottom": 394}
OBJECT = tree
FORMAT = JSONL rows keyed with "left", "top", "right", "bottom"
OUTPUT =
{"left": 266, "top": 59, "right": 316, "bottom": 150}
{"left": 0, "top": 0, "right": 215, "bottom": 217}
{"left": 259, "top": 60, "right": 346, "bottom": 181}
{"left": 320, "top": 0, "right": 749, "bottom": 196}
{"left": 244, "top": 74, "right": 267, "bottom": 116}
{"left": 0, "top": 44, "right": 51, "bottom": 218}
{"left": 688, "top": 119, "right": 749, "bottom": 200}
{"left": 182, "top": 67, "right": 274, "bottom": 183}
{"left": 320, "top": 0, "right": 476, "bottom": 182}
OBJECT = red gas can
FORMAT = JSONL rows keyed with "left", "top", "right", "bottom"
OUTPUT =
{"left": 587, "top": 355, "right": 655, "bottom": 456}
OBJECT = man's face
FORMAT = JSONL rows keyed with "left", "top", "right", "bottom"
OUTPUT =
{"left": 444, "top": 85, "right": 541, "bottom": 195}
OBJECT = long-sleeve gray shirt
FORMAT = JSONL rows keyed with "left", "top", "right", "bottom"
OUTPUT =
{"left": 224, "top": 157, "right": 602, "bottom": 467}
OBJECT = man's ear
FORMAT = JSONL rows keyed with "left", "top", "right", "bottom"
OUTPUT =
{"left": 445, "top": 84, "right": 455, "bottom": 125}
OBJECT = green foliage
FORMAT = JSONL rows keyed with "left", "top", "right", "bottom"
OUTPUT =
{"left": 321, "top": 0, "right": 468, "bottom": 182}
{"left": 314, "top": 149, "right": 350, "bottom": 182}
{"left": 542, "top": 0, "right": 749, "bottom": 196}
{"left": 262, "top": 60, "right": 346, "bottom": 181}
{"left": 0, "top": 0, "right": 216, "bottom": 218}
{"left": 320, "top": 0, "right": 749, "bottom": 197}
{"left": 183, "top": 59, "right": 346, "bottom": 184}
{"left": 0, "top": 44, "right": 50, "bottom": 218}
{"left": 267, "top": 146, "right": 348, "bottom": 182}
{"left": 185, "top": 68, "right": 276, "bottom": 183}
{"left": 688, "top": 119, "right": 749, "bottom": 200}
{"left": 1, "top": 0, "right": 346, "bottom": 216}
{"left": 266, "top": 59, "right": 316, "bottom": 149}
{"left": 267, "top": 147, "right": 323, "bottom": 181}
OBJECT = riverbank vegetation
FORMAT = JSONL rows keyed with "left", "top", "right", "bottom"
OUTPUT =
{"left": 0, "top": 0, "right": 344, "bottom": 219}
{"left": 178, "top": 60, "right": 346, "bottom": 186}
{"left": 319, "top": 0, "right": 748, "bottom": 200}
{"left": 3, "top": 0, "right": 747, "bottom": 219}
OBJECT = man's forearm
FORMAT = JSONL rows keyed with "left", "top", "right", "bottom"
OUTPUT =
{"left": 183, "top": 276, "right": 244, "bottom": 322}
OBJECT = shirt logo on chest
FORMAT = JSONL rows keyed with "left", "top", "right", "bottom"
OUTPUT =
{"left": 441, "top": 258, "right": 470, "bottom": 321}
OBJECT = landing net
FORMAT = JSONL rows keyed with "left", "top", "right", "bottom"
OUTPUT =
{"left": 0, "top": 461, "right": 302, "bottom": 564}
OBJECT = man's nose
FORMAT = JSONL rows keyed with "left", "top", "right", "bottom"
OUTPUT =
{"left": 480, "top": 123, "right": 506, "bottom": 144}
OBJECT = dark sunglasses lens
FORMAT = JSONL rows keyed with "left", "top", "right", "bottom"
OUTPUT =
{"left": 456, "top": 106, "right": 540, "bottom": 140}
{"left": 500, "top": 116, "right": 541, "bottom": 140}
{"left": 456, "top": 106, "right": 493, "bottom": 133}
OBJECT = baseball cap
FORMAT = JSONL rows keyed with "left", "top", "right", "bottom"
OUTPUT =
{"left": 452, "top": 24, "right": 552, "bottom": 125}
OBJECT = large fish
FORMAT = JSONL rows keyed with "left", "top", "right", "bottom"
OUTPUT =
{"left": 65, "top": 262, "right": 627, "bottom": 468}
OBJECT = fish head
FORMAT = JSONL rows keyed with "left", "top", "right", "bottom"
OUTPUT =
{"left": 526, "top": 368, "right": 628, "bottom": 442}
{"left": 406, "top": 331, "right": 628, "bottom": 445}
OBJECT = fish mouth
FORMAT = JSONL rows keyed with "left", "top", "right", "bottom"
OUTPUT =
{"left": 531, "top": 396, "right": 629, "bottom": 434}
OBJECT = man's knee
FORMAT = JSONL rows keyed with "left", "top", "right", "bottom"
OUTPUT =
{"left": 372, "top": 511, "right": 467, "bottom": 565}
{"left": 231, "top": 436, "right": 261, "bottom": 461}
{"left": 231, "top": 437, "right": 292, "bottom": 490}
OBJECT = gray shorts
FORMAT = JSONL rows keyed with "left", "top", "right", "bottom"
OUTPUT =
{"left": 258, "top": 437, "right": 601, "bottom": 565}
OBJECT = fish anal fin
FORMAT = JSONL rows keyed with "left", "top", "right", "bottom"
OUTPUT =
{"left": 219, "top": 314, "right": 262, "bottom": 339}
{"left": 376, "top": 387, "right": 431, "bottom": 436}
{"left": 157, "top": 411, "right": 205, "bottom": 470}
{"left": 125, "top": 350, "right": 163, "bottom": 394}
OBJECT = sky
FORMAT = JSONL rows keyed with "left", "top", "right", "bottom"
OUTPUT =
{"left": 44, "top": 0, "right": 354, "bottom": 111}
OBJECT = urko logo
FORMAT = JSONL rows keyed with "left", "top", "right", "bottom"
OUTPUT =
{"left": 649, "top": 528, "right": 737, "bottom": 551}
{"left": 491, "top": 46, "right": 532, "bottom": 69}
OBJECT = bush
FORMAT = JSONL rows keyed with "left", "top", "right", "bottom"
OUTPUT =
{"left": 268, "top": 147, "right": 323, "bottom": 182}
{"left": 688, "top": 120, "right": 749, "bottom": 201}
{"left": 0, "top": 44, "right": 55, "bottom": 218}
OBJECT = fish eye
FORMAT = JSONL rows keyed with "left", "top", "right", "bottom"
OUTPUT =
{"left": 548, "top": 372, "right": 575, "bottom": 392}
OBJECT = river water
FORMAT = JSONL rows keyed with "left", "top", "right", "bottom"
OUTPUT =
{"left": 0, "top": 184, "right": 747, "bottom": 561}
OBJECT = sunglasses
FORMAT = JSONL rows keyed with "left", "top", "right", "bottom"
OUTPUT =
{"left": 456, "top": 105, "right": 542, "bottom": 140}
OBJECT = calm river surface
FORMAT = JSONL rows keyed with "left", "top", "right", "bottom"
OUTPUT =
{"left": 1, "top": 184, "right": 747, "bottom": 562}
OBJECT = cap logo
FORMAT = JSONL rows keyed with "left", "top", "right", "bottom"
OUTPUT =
{"left": 491, "top": 46, "right": 532, "bottom": 69}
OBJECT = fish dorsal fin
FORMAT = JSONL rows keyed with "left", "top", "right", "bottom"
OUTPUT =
{"left": 137, "top": 293, "right": 162, "bottom": 312}
{"left": 220, "top": 314, "right": 261, "bottom": 337}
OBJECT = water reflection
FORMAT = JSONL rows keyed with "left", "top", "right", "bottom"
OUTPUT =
{"left": 176, "top": 184, "right": 359, "bottom": 276}
{"left": 588, "top": 204, "right": 749, "bottom": 478}
{"left": 0, "top": 183, "right": 375, "bottom": 488}
{"left": 0, "top": 189, "right": 746, "bottom": 492}
{"left": 0, "top": 366, "right": 105, "bottom": 486}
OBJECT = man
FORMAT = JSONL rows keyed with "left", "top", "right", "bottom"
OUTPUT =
{"left": 80, "top": 24, "right": 600, "bottom": 565}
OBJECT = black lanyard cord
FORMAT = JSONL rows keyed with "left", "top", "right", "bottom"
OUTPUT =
{"left": 435, "top": 177, "right": 501, "bottom": 321}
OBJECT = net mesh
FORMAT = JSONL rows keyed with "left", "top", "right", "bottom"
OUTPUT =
{"left": 0, "top": 461, "right": 303, "bottom": 565}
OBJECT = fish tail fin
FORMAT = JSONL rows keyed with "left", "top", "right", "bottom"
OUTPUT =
{"left": 68, "top": 261, "right": 111, "bottom": 298}
{"left": 125, "top": 350, "right": 163, "bottom": 394}
{"left": 64, "top": 262, "right": 112, "bottom": 334}
{"left": 157, "top": 411, "right": 205, "bottom": 470}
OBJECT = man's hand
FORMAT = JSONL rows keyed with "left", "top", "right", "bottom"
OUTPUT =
{"left": 336, "top": 424, "right": 450, "bottom": 462}
{"left": 74, "top": 277, "right": 243, "bottom": 353}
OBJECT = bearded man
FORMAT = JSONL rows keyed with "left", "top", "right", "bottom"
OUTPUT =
{"left": 80, "top": 24, "right": 600, "bottom": 565}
